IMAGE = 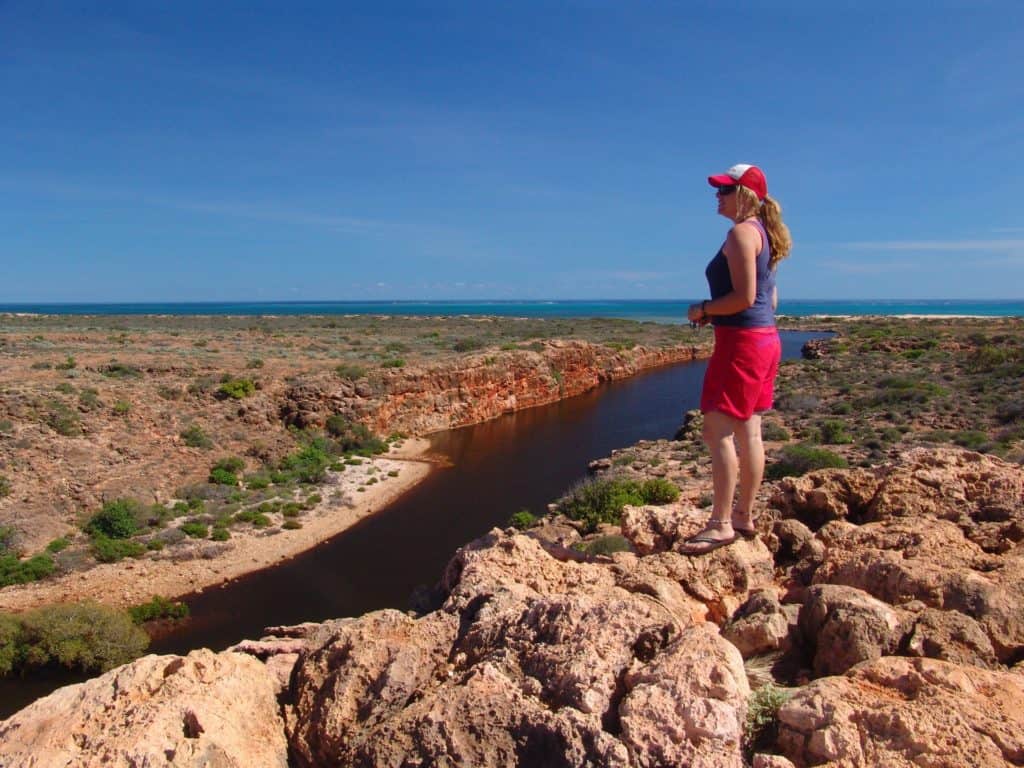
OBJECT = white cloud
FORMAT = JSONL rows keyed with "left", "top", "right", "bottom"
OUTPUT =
{"left": 837, "top": 240, "right": 1024, "bottom": 252}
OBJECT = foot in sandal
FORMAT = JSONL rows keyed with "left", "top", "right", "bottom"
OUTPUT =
{"left": 679, "top": 519, "right": 737, "bottom": 555}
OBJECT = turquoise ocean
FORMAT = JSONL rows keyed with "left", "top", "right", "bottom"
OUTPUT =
{"left": 0, "top": 299, "right": 1020, "bottom": 322}
{"left": 2, "top": 299, "right": 1024, "bottom": 323}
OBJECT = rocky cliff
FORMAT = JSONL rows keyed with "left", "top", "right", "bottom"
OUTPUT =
{"left": 282, "top": 340, "right": 704, "bottom": 436}
{"left": 2, "top": 446, "right": 1022, "bottom": 767}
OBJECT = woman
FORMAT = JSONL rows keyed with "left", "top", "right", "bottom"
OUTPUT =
{"left": 681, "top": 164, "right": 792, "bottom": 554}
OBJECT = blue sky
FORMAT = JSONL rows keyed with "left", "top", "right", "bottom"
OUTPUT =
{"left": 2, "top": 1, "right": 1022, "bottom": 302}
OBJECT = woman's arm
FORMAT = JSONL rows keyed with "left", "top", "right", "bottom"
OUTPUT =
{"left": 701, "top": 222, "right": 760, "bottom": 318}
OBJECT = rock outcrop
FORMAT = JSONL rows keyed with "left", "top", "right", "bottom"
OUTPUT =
{"left": 283, "top": 341, "right": 703, "bottom": 436}
{"left": 2, "top": 446, "right": 1022, "bottom": 767}
{"left": 0, "top": 649, "right": 288, "bottom": 767}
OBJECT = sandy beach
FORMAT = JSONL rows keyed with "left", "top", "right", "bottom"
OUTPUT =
{"left": 0, "top": 438, "right": 434, "bottom": 613}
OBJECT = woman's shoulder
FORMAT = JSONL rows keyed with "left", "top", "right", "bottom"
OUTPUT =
{"left": 726, "top": 219, "right": 763, "bottom": 249}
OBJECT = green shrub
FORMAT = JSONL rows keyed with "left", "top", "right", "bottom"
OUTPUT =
{"left": 46, "top": 537, "right": 70, "bottom": 553}
{"left": 180, "top": 424, "right": 213, "bottom": 449}
{"left": 91, "top": 536, "right": 146, "bottom": 563}
{"left": 128, "top": 596, "right": 189, "bottom": 624}
{"left": 101, "top": 362, "right": 142, "bottom": 379}
{"left": 744, "top": 684, "right": 791, "bottom": 758}
{"left": 0, "top": 419, "right": 12, "bottom": 434}
{"left": 557, "top": 478, "right": 646, "bottom": 533}
{"left": 112, "top": 400, "right": 131, "bottom": 416}
{"left": 818, "top": 419, "right": 854, "bottom": 445}
{"left": 244, "top": 472, "right": 271, "bottom": 489}
{"left": 381, "top": 358, "right": 405, "bottom": 368}
{"left": 85, "top": 499, "right": 142, "bottom": 539}
{"left": 0, "top": 526, "right": 14, "bottom": 553}
{"left": 508, "top": 510, "right": 537, "bottom": 530}
{"left": 279, "top": 442, "right": 332, "bottom": 484}
{"left": 0, "top": 475, "right": 10, "bottom": 498}
{"left": 453, "top": 338, "right": 484, "bottom": 352}
{"left": 282, "top": 519, "right": 302, "bottom": 530}
{"left": 761, "top": 421, "right": 791, "bottom": 441}
{"left": 583, "top": 534, "right": 632, "bottom": 556}
{"left": 16, "top": 602, "right": 149, "bottom": 673}
{"left": 78, "top": 388, "right": 102, "bottom": 411}
{"left": 211, "top": 526, "right": 230, "bottom": 541}
{"left": 56, "top": 356, "right": 77, "bottom": 370}
{"left": 0, "top": 613, "right": 22, "bottom": 675}
{"left": 335, "top": 363, "right": 367, "bottom": 380}
{"left": 0, "top": 553, "right": 55, "bottom": 587}
{"left": 44, "top": 399, "right": 82, "bottom": 436}
{"left": 639, "top": 478, "right": 680, "bottom": 504}
{"left": 217, "top": 378, "right": 256, "bottom": 400}
{"left": 246, "top": 358, "right": 264, "bottom": 369}
{"left": 180, "top": 521, "right": 208, "bottom": 538}
{"left": 55, "top": 382, "right": 74, "bottom": 394}
{"left": 233, "top": 509, "right": 271, "bottom": 527}
{"left": 209, "top": 456, "right": 245, "bottom": 485}
{"left": 766, "top": 444, "right": 848, "bottom": 479}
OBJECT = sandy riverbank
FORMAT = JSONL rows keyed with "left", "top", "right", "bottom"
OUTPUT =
{"left": 0, "top": 439, "right": 435, "bottom": 613}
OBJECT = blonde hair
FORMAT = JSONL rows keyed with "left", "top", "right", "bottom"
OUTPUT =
{"left": 735, "top": 186, "right": 792, "bottom": 269}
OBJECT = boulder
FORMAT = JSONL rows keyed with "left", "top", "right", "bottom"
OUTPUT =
{"left": 797, "top": 584, "right": 902, "bottom": 676}
{"left": 777, "top": 656, "right": 1024, "bottom": 767}
{"left": 0, "top": 649, "right": 288, "bottom": 768}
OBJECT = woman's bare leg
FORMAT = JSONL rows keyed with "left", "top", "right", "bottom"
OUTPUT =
{"left": 680, "top": 410, "right": 738, "bottom": 552}
{"left": 732, "top": 413, "right": 764, "bottom": 530}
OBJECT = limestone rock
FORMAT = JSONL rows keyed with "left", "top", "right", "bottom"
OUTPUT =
{"left": 0, "top": 649, "right": 288, "bottom": 768}
{"left": 777, "top": 656, "right": 1024, "bottom": 767}
{"left": 798, "top": 584, "right": 902, "bottom": 676}
{"left": 287, "top": 530, "right": 755, "bottom": 767}
{"left": 722, "top": 590, "right": 793, "bottom": 658}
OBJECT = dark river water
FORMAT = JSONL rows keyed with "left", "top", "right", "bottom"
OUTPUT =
{"left": 0, "top": 331, "right": 825, "bottom": 717}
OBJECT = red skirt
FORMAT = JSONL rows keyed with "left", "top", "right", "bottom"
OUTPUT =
{"left": 700, "top": 325, "right": 781, "bottom": 420}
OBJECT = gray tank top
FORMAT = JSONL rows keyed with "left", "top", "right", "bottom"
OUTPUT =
{"left": 704, "top": 219, "right": 776, "bottom": 328}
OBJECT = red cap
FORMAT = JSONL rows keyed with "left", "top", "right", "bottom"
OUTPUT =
{"left": 708, "top": 164, "right": 767, "bottom": 200}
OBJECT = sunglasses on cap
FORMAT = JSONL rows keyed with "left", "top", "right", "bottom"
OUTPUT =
{"left": 715, "top": 185, "right": 738, "bottom": 196}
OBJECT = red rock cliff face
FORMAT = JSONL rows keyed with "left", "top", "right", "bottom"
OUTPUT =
{"left": 365, "top": 341, "right": 705, "bottom": 435}
{"left": 279, "top": 340, "right": 708, "bottom": 437}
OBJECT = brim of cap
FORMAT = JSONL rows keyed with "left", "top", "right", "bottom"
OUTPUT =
{"left": 707, "top": 174, "right": 736, "bottom": 188}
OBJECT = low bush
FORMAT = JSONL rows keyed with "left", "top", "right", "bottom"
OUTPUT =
{"left": 10, "top": 602, "right": 149, "bottom": 674}
{"left": 46, "top": 537, "right": 70, "bottom": 553}
{"left": 766, "top": 444, "right": 848, "bottom": 479}
{"left": 180, "top": 521, "right": 208, "bottom": 538}
{"left": 211, "top": 527, "right": 230, "bottom": 541}
{"left": 0, "top": 475, "right": 10, "bottom": 498}
{"left": 583, "top": 535, "right": 632, "bottom": 556}
{"left": 128, "top": 596, "right": 189, "bottom": 625}
{"left": 452, "top": 338, "right": 484, "bottom": 352}
{"left": 761, "top": 421, "right": 791, "bottom": 441}
{"left": 744, "top": 683, "right": 791, "bottom": 758}
{"left": 818, "top": 419, "right": 854, "bottom": 445}
{"left": 0, "top": 553, "right": 55, "bottom": 587}
{"left": 113, "top": 400, "right": 131, "bottom": 416}
{"left": 334, "top": 363, "right": 367, "bottom": 380}
{"left": 101, "top": 362, "right": 142, "bottom": 379}
{"left": 381, "top": 358, "right": 405, "bottom": 368}
{"left": 55, "top": 356, "right": 76, "bottom": 370}
{"left": 557, "top": 478, "right": 643, "bottom": 533}
{"left": 91, "top": 536, "right": 146, "bottom": 563}
{"left": 279, "top": 442, "right": 331, "bottom": 484}
{"left": 508, "top": 510, "right": 537, "bottom": 530}
{"left": 84, "top": 499, "right": 143, "bottom": 539}
{"left": 209, "top": 456, "right": 245, "bottom": 485}
{"left": 217, "top": 377, "right": 256, "bottom": 400}
{"left": 43, "top": 399, "right": 81, "bottom": 436}
{"left": 639, "top": 478, "right": 680, "bottom": 504}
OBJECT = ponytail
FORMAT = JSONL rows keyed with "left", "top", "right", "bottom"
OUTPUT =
{"left": 759, "top": 195, "right": 792, "bottom": 269}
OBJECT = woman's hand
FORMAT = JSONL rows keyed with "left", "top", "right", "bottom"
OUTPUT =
{"left": 687, "top": 303, "right": 707, "bottom": 324}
